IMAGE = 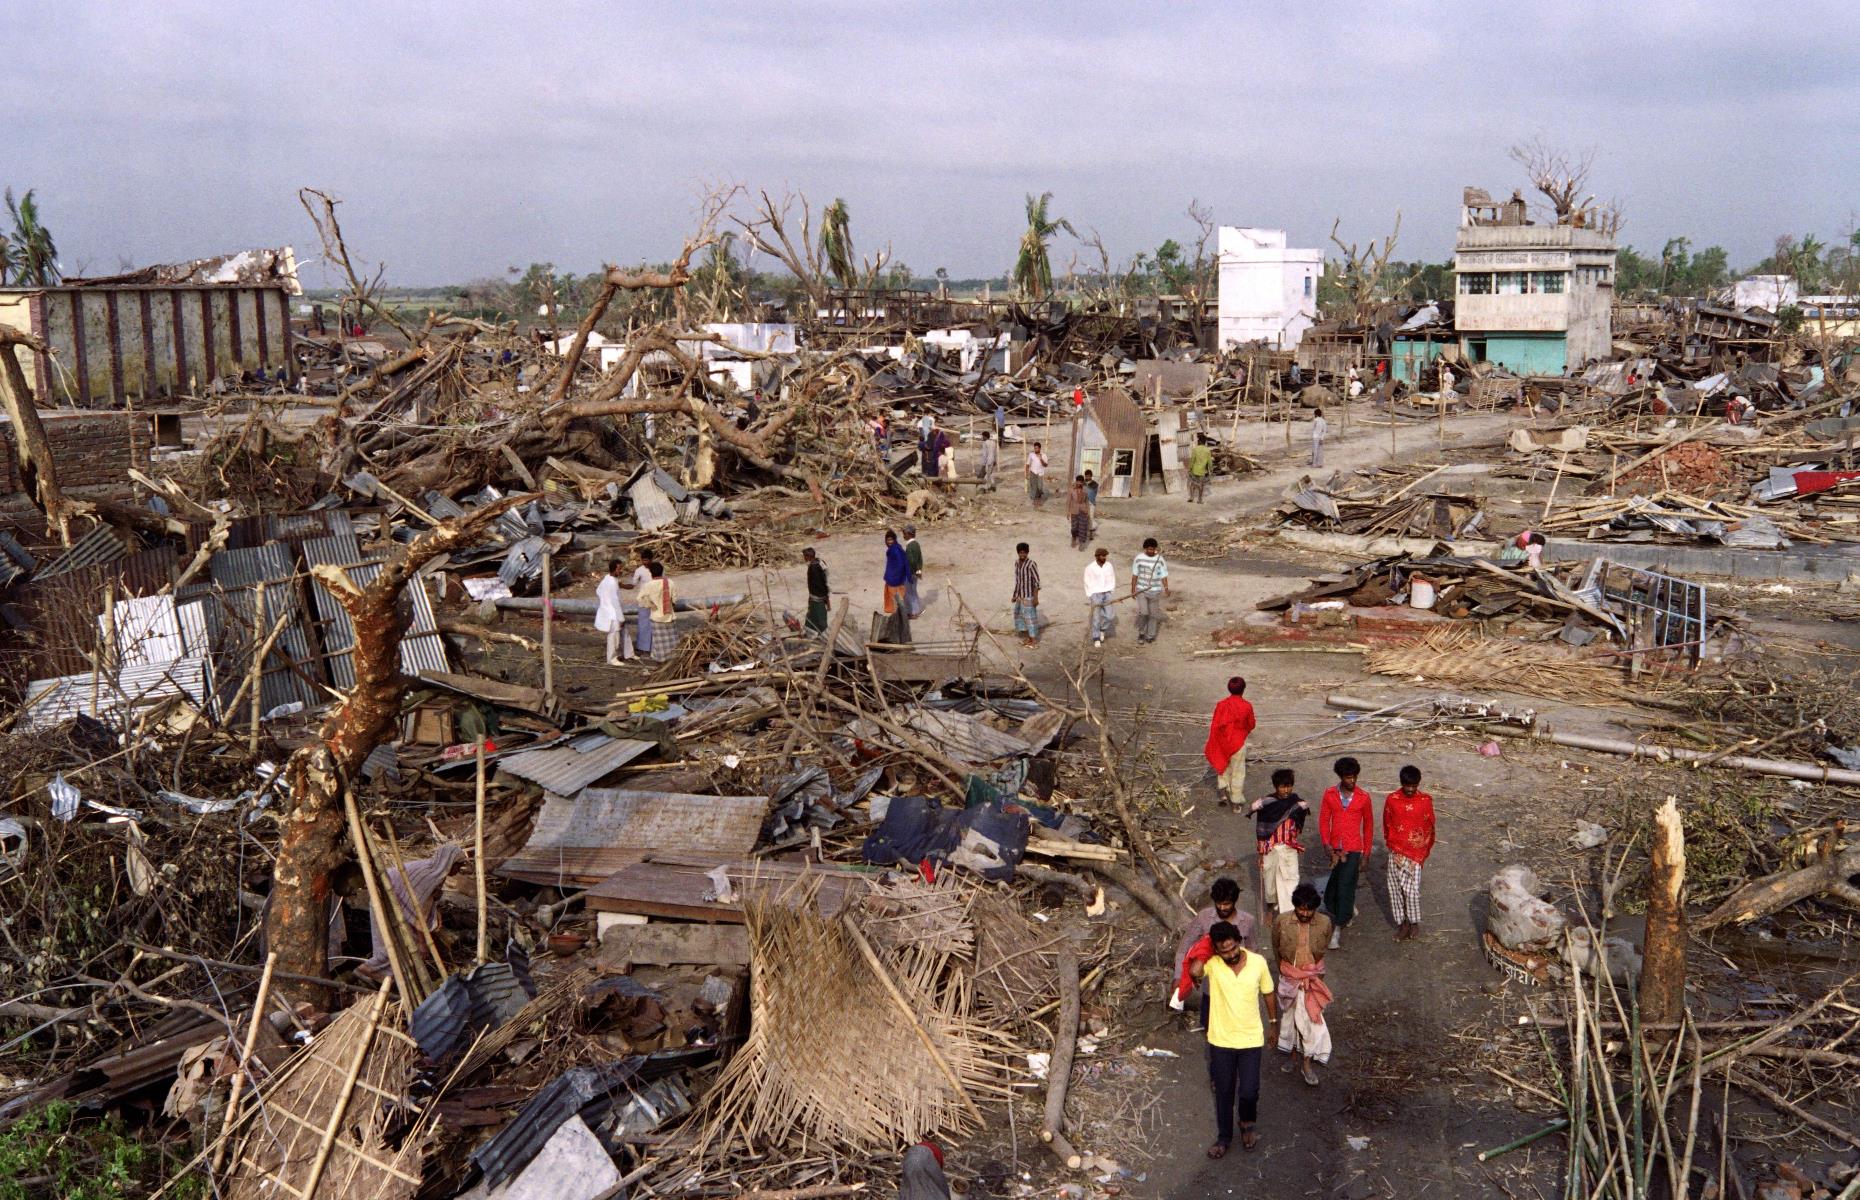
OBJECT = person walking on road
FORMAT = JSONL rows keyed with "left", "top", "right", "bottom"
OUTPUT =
{"left": 802, "top": 547, "right": 830, "bottom": 634}
{"left": 1025, "top": 442, "right": 1049, "bottom": 507}
{"left": 1319, "top": 756, "right": 1374, "bottom": 948}
{"left": 595, "top": 558, "right": 629, "bottom": 665}
{"left": 1130, "top": 537, "right": 1169, "bottom": 643}
{"left": 1082, "top": 469, "right": 1099, "bottom": 533}
{"left": 1383, "top": 765, "right": 1437, "bottom": 942}
{"left": 1171, "top": 877, "right": 1254, "bottom": 1030}
{"left": 1310, "top": 407, "right": 1328, "bottom": 469}
{"left": 1066, "top": 476, "right": 1090, "bottom": 550}
{"left": 1248, "top": 768, "right": 1307, "bottom": 915}
{"left": 882, "top": 530, "right": 912, "bottom": 643}
{"left": 902, "top": 524, "right": 925, "bottom": 617}
{"left": 1203, "top": 676, "right": 1257, "bottom": 811}
{"left": 978, "top": 430, "right": 998, "bottom": 492}
{"left": 1272, "top": 883, "right": 1334, "bottom": 1087}
{"left": 1185, "top": 922, "right": 1278, "bottom": 1157}
{"left": 1011, "top": 542, "right": 1042, "bottom": 647}
{"left": 1188, "top": 436, "right": 1214, "bottom": 503}
{"left": 1083, "top": 546, "right": 1116, "bottom": 647}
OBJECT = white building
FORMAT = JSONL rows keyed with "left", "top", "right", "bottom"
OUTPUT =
{"left": 1730, "top": 275, "right": 1798, "bottom": 312}
{"left": 1216, "top": 227, "right": 1322, "bottom": 350}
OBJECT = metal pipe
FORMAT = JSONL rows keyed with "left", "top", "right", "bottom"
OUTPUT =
{"left": 492, "top": 592, "right": 746, "bottom": 616}
{"left": 1324, "top": 693, "right": 1860, "bottom": 787}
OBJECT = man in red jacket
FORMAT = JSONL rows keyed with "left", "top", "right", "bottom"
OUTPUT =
{"left": 1318, "top": 756, "right": 1373, "bottom": 949}
{"left": 1203, "top": 677, "right": 1257, "bottom": 811}
{"left": 1382, "top": 764, "right": 1436, "bottom": 942}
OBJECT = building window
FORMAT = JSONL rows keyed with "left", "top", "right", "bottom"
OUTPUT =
{"left": 1535, "top": 271, "right": 1566, "bottom": 294}
{"left": 1459, "top": 272, "right": 1493, "bottom": 295}
{"left": 1304, "top": 275, "right": 1313, "bottom": 298}
{"left": 1497, "top": 272, "right": 1525, "bottom": 295}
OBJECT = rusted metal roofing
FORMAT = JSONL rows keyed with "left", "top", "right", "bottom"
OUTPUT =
{"left": 1086, "top": 386, "right": 1147, "bottom": 449}
{"left": 208, "top": 543, "right": 321, "bottom": 713}
{"left": 495, "top": 732, "right": 655, "bottom": 795}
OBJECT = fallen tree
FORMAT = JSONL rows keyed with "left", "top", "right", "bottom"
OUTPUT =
{"left": 1697, "top": 824, "right": 1860, "bottom": 930}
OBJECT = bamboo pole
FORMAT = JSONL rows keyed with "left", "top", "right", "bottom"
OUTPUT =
{"left": 298, "top": 978, "right": 393, "bottom": 1200}
{"left": 208, "top": 951, "right": 278, "bottom": 1176}
{"left": 541, "top": 549, "right": 555, "bottom": 696}
{"left": 474, "top": 739, "right": 488, "bottom": 962}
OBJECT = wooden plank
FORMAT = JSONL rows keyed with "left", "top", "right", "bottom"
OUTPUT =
{"left": 585, "top": 857, "right": 870, "bottom": 920}
{"left": 497, "top": 789, "right": 767, "bottom": 885}
{"left": 596, "top": 922, "right": 752, "bottom": 967}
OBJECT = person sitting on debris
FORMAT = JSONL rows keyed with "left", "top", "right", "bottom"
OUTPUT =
{"left": 1383, "top": 765, "right": 1436, "bottom": 942}
{"left": 899, "top": 1142, "right": 952, "bottom": 1200}
{"left": 1204, "top": 676, "right": 1257, "bottom": 810}
{"left": 1319, "top": 757, "right": 1374, "bottom": 949}
{"left": 1249, "top": 768, "right": 1308, "bottom": 915}
{"left": 1012, "top": 542, "right": 1042, "bottom": 648}
{"left": 902, "top": 524, "right": 925, "bottom": 617}
{"left": 1188, "top": 435, "right": 1214, "bottom": 503}
{"left": 1188, "top": 921, "right": 1278, "bottom": 1157}
{"left": 635, "top": 561, "right": 677, "bottom": 660}
{"left": 978, "top": 430, "right": 999, "bottom": 491}
{"left": 938, "top": 436, "right": 959, "bottom": 484}
{"left": 1066, "top": 476, "right": 1090, "bottom": 550}
{"left": 1025, "top": 441, "right": 1048, "bottom": 507}
{"left": 803, "top": 547, "right": 830, "bottom": 635}
{"left": 1084, "top": 546, "right": 1117, "bottom": 648}
{"left": 1310, "top": 408, "right": 1328, "bottom": 469}
{"left": 1347, "top": 365, "right": 1364, "bottom": 399}
{"left": 595, "top": 558, "right": 630, "bottom": 665}
{"left": 1498, "top": 529, "right": 1548, "bottom": 570}
{"left": 1272, "top": 883, "right": 1334, "bottom": 1087}
{"left": 882, "top": 530, "right": 912, "bottom": 632}
{"left": 1130, "top": 537, "right": 1170, "bottom": 644}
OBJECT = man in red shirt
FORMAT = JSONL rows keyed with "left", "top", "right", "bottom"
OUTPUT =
{"left": 1382, "top": 764, "right": 1436, "bottom": 942}
{"left": 1203, "top": 677, "right": 1257, "bottom": 811}
{"left": 1318, "top": 756, "right": 1373, "bottom": 949}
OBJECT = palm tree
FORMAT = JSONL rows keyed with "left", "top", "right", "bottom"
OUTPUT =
{"left": 5, "top": 189, "right": 58, "bottom": 286}
{"left": 0, "top": 230, "right": 14, "bottom": 285}
{"left": 819, "top": 198, "right": 856, "bottom": 289}
{"left": 1013, "top": 192, "right": 1075, "bottom": 300}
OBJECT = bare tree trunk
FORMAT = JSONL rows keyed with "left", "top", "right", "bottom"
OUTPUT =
{"left": 266, "top": 496, "right": 527, "bottom": 1009}
{"left": 1697, "top": 832, "right": 1860, "bottom": 930}
{"left": 0, "top": 327, "right": 77, "bottom": 544}
{"left": 1638, "top": 796, "right": 1686, "bottom": 1028}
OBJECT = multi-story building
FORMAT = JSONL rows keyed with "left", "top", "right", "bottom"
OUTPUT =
{"left": 1216, "top": 227, "right": 1322, "bottom": 350}
{"left": 1450, "top": 188, "right": 1616, "bottom": 376}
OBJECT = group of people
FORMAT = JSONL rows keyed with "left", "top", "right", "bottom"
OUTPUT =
{"left": 1012, "top": 537, "right": 1172, "bottom": 648}
{"left": 592, "top": 547, "right": 679, "bottom": 663}
{"left": 1179, "top": 676, "right": 1439, "bottom": 1156}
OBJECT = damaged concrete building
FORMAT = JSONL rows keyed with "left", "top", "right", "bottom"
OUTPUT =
{"left": 1451, "top": 187, "right": 1616, "bottom": 376}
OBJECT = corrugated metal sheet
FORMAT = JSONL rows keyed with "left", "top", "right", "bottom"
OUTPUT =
{"left": 36, "top": 525, "right": 135, "bottom": 578}
{"left": 106, "top": 595, "right": 209, "bottom": 668}
{"left": 849, "top": 705, "right": 1035, "bottom": 768}
{"left": 22, "top": 655, "right": 211, "bottom": 731}
{"left": 13, "top": 545, "right": 180, "bottom": 677}
{"left": 0, "top": 530, "right": 36, "bottom": 587}
{"left": 208, "top": 543, "right": 321, "bottom": 713}
{"left": 498, "top": 536, "right": 548, "bottom": 585}
{"left": 496, "top": 732, "right": 655, "bottom": 794}
{"left": 301, "top": 542, "right": 447, "bottom": 687}
{"left": 471, "top": 1060, "right": 645, "bottom": 1189}
{"left": 410, "top": 961, "right": 531, "bottom": 1063}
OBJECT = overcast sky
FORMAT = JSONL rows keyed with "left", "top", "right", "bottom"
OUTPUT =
{"left": 12, "top": 1, "right": 1858, "bottom": 287}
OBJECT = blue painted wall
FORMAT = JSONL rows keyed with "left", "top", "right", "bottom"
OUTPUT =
{"left": 1390, "top": 338, "right": 1445, "bottom": 383}
{"left": 1477, "top": 333, "right": 1566, "bottom": 376}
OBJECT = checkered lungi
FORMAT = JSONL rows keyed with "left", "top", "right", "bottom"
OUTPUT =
{"left": 1388, "top": 853, "right": 1423, "bottom": 925}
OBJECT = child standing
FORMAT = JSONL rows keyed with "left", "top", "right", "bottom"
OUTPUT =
{"left": 1318, "top": 757, "right": 1373, "bottom": 949}
{"left": 1382, "top": 765, "right": 1436, "bottom": 941}
{"left": 1248, "top": 769, "right": 1308, "bottom": 916}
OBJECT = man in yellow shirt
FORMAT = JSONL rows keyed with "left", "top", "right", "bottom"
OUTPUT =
{"left": 1189, "top": 921, "right": 1279, "bottom": 1156}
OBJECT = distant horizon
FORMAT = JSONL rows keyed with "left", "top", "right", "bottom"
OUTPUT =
{"left": 11, "top": 2, "right": 1856, "bottom": 290}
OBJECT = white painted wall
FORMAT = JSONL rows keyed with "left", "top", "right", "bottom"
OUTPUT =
{"left": 1216, "top": 227, "right": 1322, "bottom": 349}
{"left": 1731, "top": 276, "right": 1797, "bottom": 312}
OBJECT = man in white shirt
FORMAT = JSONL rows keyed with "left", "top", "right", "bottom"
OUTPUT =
{"left": 1083, "top": 546, "right": 1117, "bottom": 648}
{"left": 1025, "top": 441, "right": 1048, "bottom": 508}
{"left": 594, "top": 559, "right": 629, "bottom": 664}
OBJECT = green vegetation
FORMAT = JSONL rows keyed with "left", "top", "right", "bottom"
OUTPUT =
{"left": 0, "top": 187, "right": 60, "bottom": 286}
{"left": 0, "top": 1102, "right": 200, "bottom": 1200}
{"left": 1012, "top": 191, "right": 1075, "bottom": 300}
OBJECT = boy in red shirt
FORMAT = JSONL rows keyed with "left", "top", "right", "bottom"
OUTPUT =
{"left": 1382, "top": 764, "right": 1436, "bottom": 942}
{"left": 1203, "top": 677, "right": 1257, "bottom": 811}
{"left": 1318, "top": 756, "right": 1373, "bottom": 949}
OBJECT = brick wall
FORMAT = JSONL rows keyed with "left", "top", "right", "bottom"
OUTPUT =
{"left": 0, "top": 411, "right": 153, "bottom": 495}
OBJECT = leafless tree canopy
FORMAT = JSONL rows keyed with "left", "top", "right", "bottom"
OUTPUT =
{"left": 1327, "top": 213, "right": 1418, "bottom": 320}
{"left": 1508, "top": 137, "right": 1597, "bottom": 227}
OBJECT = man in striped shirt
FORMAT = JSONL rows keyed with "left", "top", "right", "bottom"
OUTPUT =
{"left": 1130, "top": 538, "right": 1170, "bottom": 644}
{"left": 1012, "top": 542, "right": 1042, "bottom": 647}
